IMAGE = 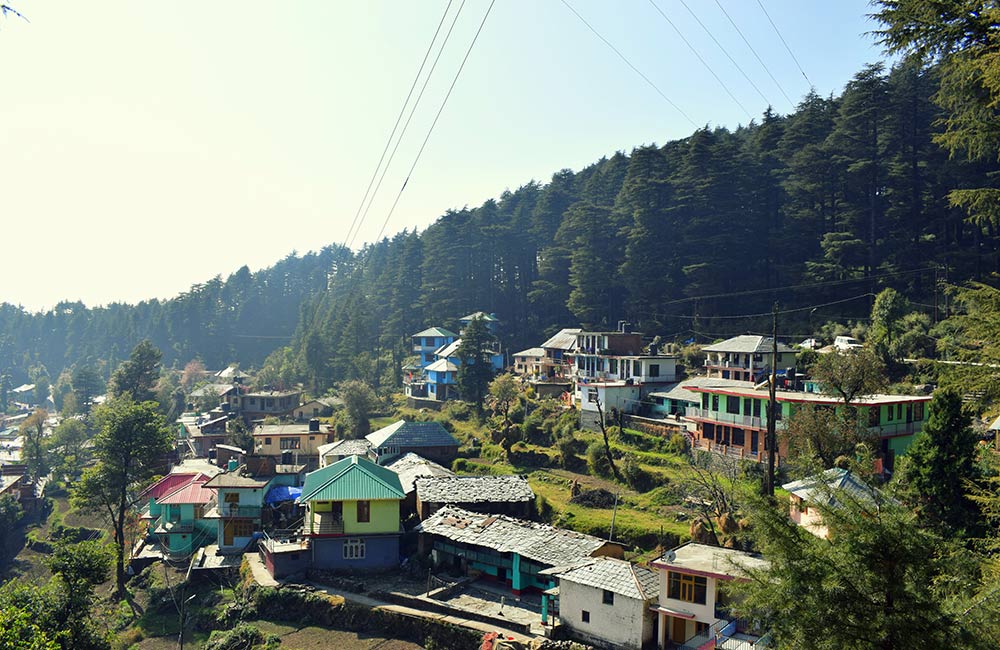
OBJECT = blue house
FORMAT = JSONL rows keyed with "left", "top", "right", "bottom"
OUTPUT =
{"left": 411, "top": 327, "right": 458, "bottom": 369}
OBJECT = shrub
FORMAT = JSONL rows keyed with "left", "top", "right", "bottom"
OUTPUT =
{"left": 586, "top": 442, "right": 612, "bottom": 478}
{"left": 441, "top": 401, "right": 473, "bottom": 421}
{"left": 621, "top": 455, "right": 656, "bottom": 492}
{"left": 535, "top": 495, "right": 554, "bottom": 522}
{"left": 204, "top": 624, "right": 275, "bottom": 650}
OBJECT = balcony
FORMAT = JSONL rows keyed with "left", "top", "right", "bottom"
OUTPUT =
{"left": 154, "top": 515, "right": 194, "bottom": 534}
{"left": 873, "top": 421, "right": 921, "bottom": 437}
{"left": 308, "top": 512, "right": 345, "bottom": 535}
{"left": 219, "top": 504, "right": 262, "bottom": 519}
{"left": 686, "top": 407, "right": 769, "bottom": 430}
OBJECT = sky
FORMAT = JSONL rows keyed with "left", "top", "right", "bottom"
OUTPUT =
{"left": 0, "top": 0, "right": 888, "bottom": 311}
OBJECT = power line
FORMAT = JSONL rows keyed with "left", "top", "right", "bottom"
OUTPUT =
{"left": 341, "top": 0, "right": 455, "bottom": 249}
{"left": 646, "top": 0, "right": 754, "bottom": 121}
{"left": 653, "top": 293, "right": 876, "bottom": 321}
{"left": 754, "top": 0, "right": 812, "bottom": 87}
{"left": 712, "top": 0, "right": 795, "bottom": 108}
{"left": 372, "top": 0, "right": 497, "bottom": 246}
{"left": 675, "top": 0, "right": 771, "bottom": 108}
{"left": 349, "top": 0, "right": 469, "bottom": 250}
{"left": 559, "top": 0, "right": 697, "bottom": 129}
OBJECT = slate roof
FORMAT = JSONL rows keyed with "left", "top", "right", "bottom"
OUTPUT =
{"left": 415, "top": 475, "right": 535, "bottom": 504}
{"left": 190, "top": 383, "right": 236, "bottom": 398}
{"left": 541, "top": 328, "right": 582, "bottom": 352}
{"left": 413, "top": 327, "right": 458, "bottom": 339}
{"left": 385, "top": 453, "right": 455, "bottom": 494}
{"left": 416, "top": 505, "right": 612, "bottom": 567}
{"left": 317, "top": 439, "right": 372, "bottom": 457}
{"left": 648, "top": 378, "right": 753, "bottom": 403}
{"left": 367, "top": 420, "right": 459, "bottom": 450}
{"left": 300, "top": 455, "right": 405, "bottom": 502}
{"left": 540, "top": 557, "right": 659, "bottom": 601}
{"left": 425, "top": 358, "right": 459, "bottom": 373}
{"left": 203, "top": 470, "right": 270, "bottom": 489}
{"left": 702, "top": 335, "right": 794, "bottom": 354}
{"left": 513, "top": 347, "right": 546, "bottom": 358}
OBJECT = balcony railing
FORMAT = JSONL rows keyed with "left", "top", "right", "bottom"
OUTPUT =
{"left": 873, "top": 421, "right": 921, "bottom": 437}
{"left": 154, "top": 515, "right": 194, "bottom": 534}
{"left": 309, "top": 513, "right": 345, "bottom": 535}
{"left": 219, "top": 504, "right": 262, "bottom": 519}
{"left": 685, "top": 407, "right": 769, "bottom": 429}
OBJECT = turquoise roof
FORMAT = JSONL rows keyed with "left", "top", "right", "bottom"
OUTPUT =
{"left": 413, "top": 327, "right": 457, "bottom": 338}
{"left": 300, "top": 455, "right": 404, "bottom": 502}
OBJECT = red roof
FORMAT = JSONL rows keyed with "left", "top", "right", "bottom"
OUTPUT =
{"left": 158, "top": 477, "right": 215, "bottom": 505}
{"left": 140, "top": 473, "right": 207, "bottom": 501}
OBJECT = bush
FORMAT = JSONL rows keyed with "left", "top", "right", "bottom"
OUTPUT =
{"left": 204, "top": 624, "right": 277, "bottom": 650}
{"left": 535, "top": 495, "right": 554, "bottom": 522}
{"left": 441, "top": 401, "right": 473, "bottom": 421}
{"left": 586, "top": 442, "right": 612, "bottom": 478}
{"left": 621, "top": 455, "right": 656, "bottom": 492}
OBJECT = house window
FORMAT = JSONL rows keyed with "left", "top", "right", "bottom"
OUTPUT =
{"left": 868, "top": 407, "right": 880, "bottom": 427}
{"left": 280, "top": 437, "right": 301, "bottom": 450}
{"left": 264, "top": 437, "right": 272, "bottom": 445}
{"left": 250, "top": 398, "right": 257, "bottom": 405}
{"left": 913, "top": 402, "right": 924, "bottom": 421}
{"left": 309, "top": 436, "right": 315, "bottom": 441}
{"left": 703, "top": 423, "right": 715, "bottom": 440}
{"left": 887, "top": 406, "right": 894, "bottom": 422}
{"left": 897, "top": 403, "right": 903, "bottom": 420}
{"left": 726, "top": 396, "right": 741, "bottom": 415}
{"left": 668, "top": 571, "right": 707, "bottom": 605}
{"left": 581, "top": 610, "right": 590, "bottom": 623}
{"left": 587, "top": 388, "right": 598, "bottom": 403}
{"left": 649, "top": 364, "right": 659, "bottom": 377}
{"left": 609, "top": 358, "right": 618, "bottom": 374}
{"left": 711, "top": 395, "right": 719, "bottom": 411}
{"left": 343, "top": 538, "right": 366, "bottom": 560}
{"left": 702, "top": 393, "right": 709, "bottom": 410}
{"left": 233, "top": 520, "right": 254, "bottom": 537}
{"left": 357, "top": 500, "right": 371, "bottom": 523}
{"left": 732, "top": 428, "right": 745, "bottom": 447}
{"left": 602, "top": 589, "right": 614, "bottom": 605}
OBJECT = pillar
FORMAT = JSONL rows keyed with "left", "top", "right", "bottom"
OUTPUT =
{"left": 541, "top": 593, "right": 549, "bottom": 625}
{"left": 512, "top": 553, "right": 522, "bottom": 595}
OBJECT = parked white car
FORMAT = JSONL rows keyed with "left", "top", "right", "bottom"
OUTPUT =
{"left": 833, "top": 335, "right": 863, "bottom": 351}
{"left": 799, "top": 338, "right": 821, "bottom": 349}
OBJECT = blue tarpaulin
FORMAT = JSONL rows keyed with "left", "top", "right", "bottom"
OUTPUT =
{"left": 265, "top": 485, "right": 302, "bottom": 505}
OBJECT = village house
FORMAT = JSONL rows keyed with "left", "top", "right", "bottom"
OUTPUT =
{"left": 684, "top": 380, "right": 932, "bottom": 467}
{"left": 702, "top": 335, "right": 796, "bottom": 382}
{"left": 782, "top": 468, "right": 878, "bottom": 539}
{"left": 539, "top": 557, "right": 659, "bottom": 650}
{"left": 416, "top": 505, "right": 624, "bottom": 595}
{"left": 260, "top": 455, "right": 405, "bottom": 578}
{"left": 293, "top": 397, "right": 341, "bottom": 421}
{"left": 365, "top": 420, "right": 459, "bottom": 465}
{"left": 411, "top": 327, "right": 458, "bottom": 369}
{"left": 414, "top": 474, "right": 535, "bottom": 520}
{"left": 384, "top": 452, "right": 454, "bottom": 517}
{"left": 651, "top": 543, "right": 769, "bottom": 649}
{"left": 231, "top": 389, "right": 302, "bottom": 423}
{"left": 253, "top": 419, "right": 335, "bottom": 467}
{"left": 203, "top": 465, "right": 273, "bottom": 554}
{"left": 317, "top": 439, "right": 376, "bottom": 467}
{"left": 142, "top": 474, "right": 218, "bottom": 558}
{"left": 0, "top": 463, "right": 40, "bottom": 514}
{"left": 538, "top": 328, "right": 581, "bottom": 379}
{"left": 512, "top": 347, "right": 547, "bottom": 378}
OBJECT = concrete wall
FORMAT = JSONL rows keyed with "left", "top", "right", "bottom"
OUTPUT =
{"left": 559, "top": 579, "right": 653, "bottom": 650}
{"left": 312, "top": 534, "right": 399, "bottom": 570}
{"left": 343, "top": 499, "right": 400, "bottom": 535}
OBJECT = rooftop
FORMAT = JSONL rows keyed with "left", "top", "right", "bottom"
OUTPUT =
{"left": 203, "top": 469, "right": 271, "bottom": 489}
{"left": 241, "top": 389, "right": 301, "bottom": 398}
{"left": 782, "top": 468, "right": 879, "bottom": 507}
{"left": 317, "top": 439, "right": 372, "bottom": 457}
{"left": 425, "top": 358, "right": 459, "bottom": 373}
{"left": 683, "top": 381, "right": 931, "bottom": 406}
{"left": 652, "top": 543, "right": 769, "bottom": 579}
{"left": 158, "top": 477, "right": 215, "bottom": 505}
{"left": 702, "top": 335, "right": 794, "bottom": 355}
{"left": 434, "top": 340, "right": 462, "bottom": 360}
{"left": 540, "top": 328, "right": 582, "bottom": 352}
{"left": 139, "top": 472, "right": 210, "bottom": 501}
{"left": 189, "top": 383, "right": 236, "bottom": 398}
{"left": 252, "top": 423, "right": 318, "bottom": 437}
{"left": 366, "top": 420, "right": 459, "bottom": 450}
{"left": 415, "top": 475, "right": 535, "bottom": 504}
{"left": 459, "top": 311, "right": 498, "bottom": 322}
{"left": 416, "top": 505, "right": 614, "bottom": 568}
{"left": 300, "top": 455, "right": 405, "bottom": 502}
{"left": 649, "top": 378, "right": 753, "bottom": 403}
{"left": 513, "top": 347, "right": 546, "bottom": 358}
{"left": 540, "top": 557, "right": 658, "bottom": 601}
{"left": 385, "top": 452, "right": 455, "bottom": 494}
{"left": 413, "top": 326, "right": 458, "bottom": 339}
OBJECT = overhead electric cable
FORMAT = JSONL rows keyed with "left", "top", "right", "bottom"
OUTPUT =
{"left": 754, "top": 0, "right": 812, "bottom": 87}
{"left": 559, "top": 0, "right": 697, "bottom": 128}
{"left": 348, "top": 0, "right": 468, "bottom": 250}
{"left": 646, "top": 0, "right": 754, "bottom": 121}
{"left": 648, "top": 293, "right": 875, "bottom": 320}
{"left": 675, "top": 0, "right": 771, "bottom": 108}
{"left": 341, "top": 0, "right": 455, "bottom": 249}
{"left": 371, "top": 0, "right": 497, "bottom": 246}
{"left": 712, "top": 0, "right": 795, "bottom": 108}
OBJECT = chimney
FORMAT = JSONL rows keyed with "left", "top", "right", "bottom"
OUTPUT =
{"left": 227, "top": 458, "right": 238, "bottom": 472}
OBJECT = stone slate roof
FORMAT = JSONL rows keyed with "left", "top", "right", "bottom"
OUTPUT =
{"left": 416, "top": 505, "right": 611, "bottom": 568}
{"left": 415, "top": 475, "right": 535, "bottom": 505}
{"left": 513, "top": 347, "right": 545, "bottom": 358}
{"left": 366, "top": 420, "right": 459, "bottom": 450}
{"left": 385, "top": 452, "right": 454, "bottom": 494}
{"left": 189, "top": 383, "right": 236, "bottom": 398}
{"left": 300, "top": 455, "right": 405, "bottom": 502}
{"left": 702, "top": 335, "right": 794, "bottom": 355}
{"left": 540, "top": 557, "right": 659, "bottom": 601}
{"left": 203, "top": 469, "right": 271, "bottom": 489}
{"left": 317, "top": 439, "right": 372, "bottom": 458}
{"left": 413, "top": 326, "right": 458, "bottom": 338}
{"left": 540, "top": 328, "right": 581, "bottom": 352}
{"left": 782, "top": 468, "right": 879, "bottom": 507}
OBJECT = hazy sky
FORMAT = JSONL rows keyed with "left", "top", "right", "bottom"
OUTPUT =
{"left": 1, "top": 0, "right": 886, "bottom": 311}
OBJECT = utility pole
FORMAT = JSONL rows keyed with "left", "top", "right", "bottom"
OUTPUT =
{"left": 764, "top": 302, "right": 778, "bottom": 498}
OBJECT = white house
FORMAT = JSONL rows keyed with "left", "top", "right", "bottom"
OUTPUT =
{"left": 540, "top": 557, "right": 658, "bottom": 650}
{"left": 651, "top": 543, "right": 769, "bottom": 649}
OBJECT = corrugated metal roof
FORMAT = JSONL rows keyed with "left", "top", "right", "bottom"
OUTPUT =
{"left": 413, "top": 326, "right": 458, "bottom": 338}
{"left": 513, "top": 347, "right": 545, "bottom": 357}
{"left": 540, "top": 328, "right": 581, "bottom": 351}
{"left": 702, "top": 335, "right": 794, "bottom": 354}
{"left": 158, "top": 477, "right": 215, "bottom": 504}
{"left": 541, "top": 557, "right": 659, "bottom": 600}
{"left": 434, "top": 340, "right": 462, "bottom": 359}
{"left": 460, "top": 312, "right": 498, "bottom": 322}
{"left": 300, "top": 455, "right": 404, "bottom": 502}
{"left": 425, "top": 359, "right": 459, "bottom": 373}
{"left": 140, "top": 472, "right": 206, "bottom": 500}
{"left": 366, "top": 420, "right": 459, "bottom": 450}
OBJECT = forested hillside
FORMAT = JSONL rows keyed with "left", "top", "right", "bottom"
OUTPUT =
{"left": 3, "top": 58, "right": 999, "bottom": 391}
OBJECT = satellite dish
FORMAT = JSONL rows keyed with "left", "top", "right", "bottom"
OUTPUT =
{"left": 663, "top": 550, "right": 676, "bottom": 562}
